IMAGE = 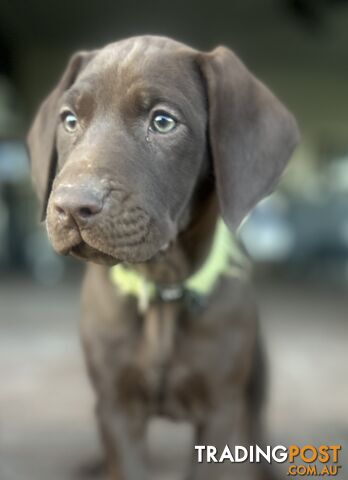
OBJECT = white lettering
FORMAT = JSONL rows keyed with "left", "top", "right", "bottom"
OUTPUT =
{"left": 207, "top": 445, "right": 218, "bottom": 463}
{"left": 195, "top": 445, "right": 206, "bottom": 463}
{"left": 219, "top": 445, "right": 234, "bottom": 462}
{"left": 272, "top": 445, "right": 288, "bottom": 463}
{"left": 235, "top": 446, "right": 248, "bottom": 462}
{"left": 255, "top": 445, "right": 271, "bottom": 463}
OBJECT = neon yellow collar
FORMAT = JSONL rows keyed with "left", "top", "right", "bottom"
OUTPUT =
{"left": 110, "top": 219, "right": 245, "bottom": 309}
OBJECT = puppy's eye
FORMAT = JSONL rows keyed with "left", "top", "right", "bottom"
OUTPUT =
{"left": 61, "top": 111, "right": 78, "bottom": 133}
{"left": 150, "top": 112, "right": 177, "bottom": 134}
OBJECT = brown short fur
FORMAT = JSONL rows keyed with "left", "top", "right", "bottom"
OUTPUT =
{"left": 27, "top": 35, "right": 299, "bottom": 479}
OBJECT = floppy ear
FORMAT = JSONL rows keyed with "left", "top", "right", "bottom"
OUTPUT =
{"left": 198, "top": 46, "right": 299, "bottom": 230}
{"left": 27, "top": 51, "right": 96, "bottom": 220}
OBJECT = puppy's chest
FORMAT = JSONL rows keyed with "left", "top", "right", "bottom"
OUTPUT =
{"left": 116, "top": 300, "right": 214, "bottom": 420}
{"left": 139, "top": 301, "right": 179, "bottom": 373}
{"left": 136, "top": 301, "right": 194, "bottom": 395}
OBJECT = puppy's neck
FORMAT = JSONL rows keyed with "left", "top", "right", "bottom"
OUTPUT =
{"left": 134, "top": 189, "right": 219, "bottom": 286}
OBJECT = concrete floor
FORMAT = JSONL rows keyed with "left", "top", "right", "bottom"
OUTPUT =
{"left": 0, "top": 274, "right": 347, "bottom": 480}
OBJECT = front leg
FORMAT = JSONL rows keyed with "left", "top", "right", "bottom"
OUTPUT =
{"left": 191, "top": 397, "right": 261, "bottom": 480}
{"left": 97, "top": 365, "right": 195, "bottom": 480}
{"left": 95, "top": 402, "right": 123, "bottom": 480}
{"left": 96, "top": 399, "right": 150, "bottom": 480}
{"left": 80, "top": 265, "right": 153, "bottom": 480}
{"left": 84, "top": 339, "right": 156, "bottom": 480}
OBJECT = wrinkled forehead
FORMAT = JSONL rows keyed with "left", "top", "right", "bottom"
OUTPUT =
{"left": 74, "top": 37, "right": 205, "bottom": 116}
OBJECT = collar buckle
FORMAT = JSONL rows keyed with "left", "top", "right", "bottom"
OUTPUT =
{"left": 156, "top": 284, "right": 185, "bottom": 302}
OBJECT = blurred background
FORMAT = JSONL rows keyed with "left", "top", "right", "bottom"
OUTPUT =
{"left": 0, "top": 0, "right": 347, "bottom": 479}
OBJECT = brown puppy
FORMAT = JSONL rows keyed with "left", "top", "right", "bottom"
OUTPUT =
{"left": 27, "top": 36, "right": 299, "bottom": 480}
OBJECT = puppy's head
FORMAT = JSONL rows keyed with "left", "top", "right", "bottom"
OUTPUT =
{"left": 27, "top": 36, "right": 299, "bottom": 265}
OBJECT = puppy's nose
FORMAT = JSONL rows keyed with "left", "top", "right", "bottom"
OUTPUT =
{"left": 53, "top": 185, "right": 104, "bottom": 224}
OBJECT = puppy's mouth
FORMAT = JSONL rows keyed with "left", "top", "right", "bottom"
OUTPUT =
{"left": 70, "top": 242, "right": 119, "bottom": 266}
{"left": 49, "top": 225, "right": 171, "bottom": 266}
{"left": 68, "top": 239, "right": 172, "bottom": 265}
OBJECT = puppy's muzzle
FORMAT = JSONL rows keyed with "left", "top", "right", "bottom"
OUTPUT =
{"left": 47, "top": 176, "right": 161, "bottom": 264}
{"left": 47, "top": 178, "right": 112, "bottom": 259}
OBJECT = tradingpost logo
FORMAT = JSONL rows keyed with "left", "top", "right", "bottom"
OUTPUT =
{"left": 195, "top": 444, "right": 342, "bottom": 476}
